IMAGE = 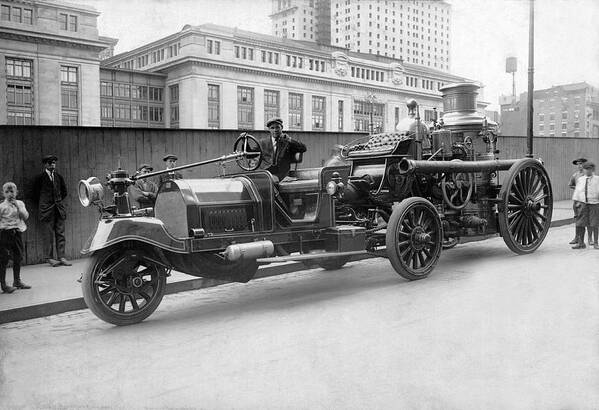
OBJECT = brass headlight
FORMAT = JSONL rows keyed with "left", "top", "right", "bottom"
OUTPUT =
{"left": 78, "top": 177, "right": 104, "bottom": 207}
{"left": 326, "top": 180, "right": 338, "bottom": 195}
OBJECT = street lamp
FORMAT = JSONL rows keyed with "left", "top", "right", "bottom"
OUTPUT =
{"left": 367, "top": 93, "right": 377, "bottom": 135}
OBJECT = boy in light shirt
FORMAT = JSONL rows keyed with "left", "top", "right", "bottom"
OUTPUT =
{"left": 0, "top": 182, "right": 31, "bottom": 293}
{"left": 572, "top": 162, "right": 599, "bottom": 249}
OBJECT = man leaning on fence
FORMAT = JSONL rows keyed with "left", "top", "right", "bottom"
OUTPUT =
{"left": 32, "top": 155, "right": 72, "bottom": 267}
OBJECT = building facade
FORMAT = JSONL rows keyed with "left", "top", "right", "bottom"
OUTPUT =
{"left": 500, "top": 82, "right": 599, "bottom": 138}
{"left": 102, "top": 23, "right": 475, "bottom": 132}
{"left": 270, "top": 0, "right": 451, "bottom": 71}
{"left": 0, "top": 0, "right": 113, "bottom": 126}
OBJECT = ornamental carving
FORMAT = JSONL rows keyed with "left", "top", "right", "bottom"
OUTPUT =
{"left": 390, "top": 62, "right": 405, "bottom": 86}
{"left": 332, "top": 51, "right": 349, "bottom": 77}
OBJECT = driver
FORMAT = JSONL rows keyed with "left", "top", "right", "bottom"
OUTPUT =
{"left": 261, "top": 118, "right": 307, "bottom": 181}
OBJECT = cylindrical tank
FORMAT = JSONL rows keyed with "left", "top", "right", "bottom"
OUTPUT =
{"left": 439, "top": 82, "right": 496, "bottom": 130}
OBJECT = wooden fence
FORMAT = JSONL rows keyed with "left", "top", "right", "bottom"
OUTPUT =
{"left": 0, "top": 125, "right": 597, "bottom": 264}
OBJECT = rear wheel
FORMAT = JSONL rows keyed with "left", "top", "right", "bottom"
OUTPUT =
{"left": 386, "top": 198, "right": 443, "bottom": 280}
{"left": 82, "top": 246, "right": 167, "bottom": 326}
{"left": 498, "top": 159, "right": 553, "bottom": 254}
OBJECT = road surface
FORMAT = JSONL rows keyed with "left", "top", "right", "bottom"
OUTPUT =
{"left": 1, "top": 225, "right": 598, "bottom": 409}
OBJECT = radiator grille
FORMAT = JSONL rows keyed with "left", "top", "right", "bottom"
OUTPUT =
{"left": 202, "top": 207, "right": 249, "bottom": 233}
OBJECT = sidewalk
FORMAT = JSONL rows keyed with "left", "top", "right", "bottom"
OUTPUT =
{"left": 0, "top": 200, "right": 574, "bottom": 325}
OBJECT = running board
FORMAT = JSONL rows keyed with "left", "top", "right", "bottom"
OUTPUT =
{"left": 256, "top": 250, "right": 368, "bottom": 263}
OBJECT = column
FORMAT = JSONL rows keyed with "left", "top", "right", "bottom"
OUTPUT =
{"left": 280, "top": 90, "right": 289, "bottom": 129}
{"left": 178, "top": 76, "right": 205, "bottom": 128}
{"left": 304, "top": 93, "right": 312, "bottom": 131}
{"left": 254, "top": 86, "right": 265, "bottom": 130}
{"left": 221, "top": 82, "right": 237, "bottom": 129}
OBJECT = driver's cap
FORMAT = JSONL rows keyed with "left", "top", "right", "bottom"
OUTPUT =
{"left": 266, "top": 117, "right": 283, "bottom": 128}
{"left": 163, "top": 154, "right": 178, "bottom": 162}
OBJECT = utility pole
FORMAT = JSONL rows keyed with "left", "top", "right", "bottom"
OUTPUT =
{"left": 526, "top": 0, "right": 535, "bottom": 158}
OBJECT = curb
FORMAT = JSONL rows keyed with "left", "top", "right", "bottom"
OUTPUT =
{"left": 0, "top": 220, "right": 572, "bottom": 325}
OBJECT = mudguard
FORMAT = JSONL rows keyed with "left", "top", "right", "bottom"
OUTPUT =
{"left": 81, "top": 217, "right": 188, "bottom": 255}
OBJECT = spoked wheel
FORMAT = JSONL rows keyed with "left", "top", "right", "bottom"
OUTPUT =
{"left": 82, "top": 247, "right": 167, "bottom": 326}
{"left": 233, "top": 133, "right": 262, "bottom": 171}
{"left": 386, "top": 198, "right": 443, "bottom": 280}
{"left": 498, "top": 158, "right": 553, "bottom": 254}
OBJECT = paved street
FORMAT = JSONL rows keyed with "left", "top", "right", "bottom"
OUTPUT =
{"left": 1, "top": 224, "right": 598, "bottom": 409}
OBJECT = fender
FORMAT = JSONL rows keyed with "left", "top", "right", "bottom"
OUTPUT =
{"left": 81, "top": 217, "right": 188, "bottom": 255}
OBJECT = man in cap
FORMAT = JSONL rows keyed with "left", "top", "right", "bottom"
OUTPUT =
{"left": 129, "top": 164, "right": 158, "bottom": 209}
{"left": 159, "top": 154, "right": 183, "bottom": 185}
{"left": 32, "top": 155, "right": 71, "bottom": 267}
{"left": 569, "top": 158, "right": 587, "bottom": 244}
{"left": 572, "top": 161, "right": 599, "bottom": 249}
{"left": 261, "top": 117, "right": 306, "bottom": 181}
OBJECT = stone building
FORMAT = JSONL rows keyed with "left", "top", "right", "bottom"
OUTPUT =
{"left": 500, "top": 82, "right": 599, "bottom": 138}
{"left": 102, "top": 23, "right": 477, "bottom": 131}
{"left": 0, "top": 0, "right": 114, "bottom": 126}
{"left": 270, "top": 0, "right": 452, "bottom": 71}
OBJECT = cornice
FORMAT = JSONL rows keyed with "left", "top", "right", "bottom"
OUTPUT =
{"left": 162, "top": 58, "right": 443, "bottom": 101}
{"left": 0, "top": 29, "right": 111, "bottom": 52}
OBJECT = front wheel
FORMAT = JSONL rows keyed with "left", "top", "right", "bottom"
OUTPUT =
{"left": 386, "top": 198, "right": 443, "bottom": 280}
{"left": 82, "top": 247, "right": 167, "bottom": 326}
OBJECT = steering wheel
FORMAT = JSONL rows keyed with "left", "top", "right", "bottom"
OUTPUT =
{"left": 233, "top": 133, "right": 262, "bottom": 171}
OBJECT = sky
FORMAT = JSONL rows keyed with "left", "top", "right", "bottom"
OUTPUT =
{"left": 83, "top": 0, "right": 599, "bottom": 110}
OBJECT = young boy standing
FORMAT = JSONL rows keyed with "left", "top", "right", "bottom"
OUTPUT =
{"left": 0, "top": 182, "right": 31, "bottom": 293}
{"left": 572, "top": 162, "right": 599, "bottom": 249}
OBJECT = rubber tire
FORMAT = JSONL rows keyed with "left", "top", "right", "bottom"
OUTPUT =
{"left": 386, "top": 197, "right": 443, "bottom": 281}
{"left": 317, "top": 256, "right": 350, "bottom": 271}
{"left": 498, "top": 159, "right": 553, "bottom": 255}
{"left": 82, "top": 247, "right": 167, "bottom": 326}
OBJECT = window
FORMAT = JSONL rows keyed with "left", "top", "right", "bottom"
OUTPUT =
{"left": 1, "top": 5, "right": 9, "bottom": 21}
{"left": 6, "top": 58, "right": 34, "bottom": 124}
{"left": 69, "top": 15, "right": 77, "bottom": 31}
{"left": 338, "top": 100, "right": 344, "bottom": 131}
{"left": 132, "top": 105, "right": 148, "bottom": 121}
{"left": 208, "top": 84, "right": 220, "bottom": 128}
{"left": 264, "top": 90, "right": 280, "bottom": 126}
{"left": 149, "top": 106, "right": 163, "bottom": 122}
{"left": 353, "top": 100, "right": 385, "bottom": 133}
{"left": 59, "top": 13, "right": 77, "bottom": 31}
{"left": 132, "top": 85, "right": 148, "bottom": 100}
{"left": 312, "top": 96, "right": 325, "bottom": 130}
{"left": 100, "top": 81, "right": 113, "bottom": 96}
{"left": 60, "top": 66, "right": 78, "bottom": 125}
{"left": 6, "top": 59, "right": 32, "bottom": 78}
{"left": 237, "top": 86, "right": 254, "bottom": 129}
{"left": 288, "top": 93, "right": 303, "bottom": 130}
{"left": 114, "top": 103, "right": 131, "bottom": 120}
{"left": 101, "top": 103, "right": 113, "bottom": 119}
{"left": 2, "top": 4, "right": 33, "bottom": 24}
{"left": 549, "top": 113, "right": 555, "bottom": 121}
{"left": 169, "top": 84, "right": 179, "bottom": 128}
{"left": 562, "top": 123, "right": 567, "bottom": 130}
{"left": 562, "top": 111, "right": 568, "bottom": 120}
{"left": 114, "top": 83, "right": 130, "bottom": 98}
{"left": 538, "top": 113, "right": 544, "bottom": 122}
{"left": 207, "top": 39, "right": 221, "bottom": 55}
{"left": 149, "top": 87, "right": 163, "bottom": 102}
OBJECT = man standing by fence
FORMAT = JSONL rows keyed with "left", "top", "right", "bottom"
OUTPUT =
{"left": 32, "top": 155, "right": 71, "bottom": 267}
{"left": 569, "top": 158, "right": 587, "bottom": 245}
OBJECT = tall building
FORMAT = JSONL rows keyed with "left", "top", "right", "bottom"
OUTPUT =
{"left": 271, "top": 0, "right": 452, "bottom": 71}
{"left": 0, "top": 0, "right": 114, "bottom": 125}
{"left": 499, "top": 82, "right": 599, "bottom": 138}
{"left": 102, "top": 23, "right": 479, "bottom": 131}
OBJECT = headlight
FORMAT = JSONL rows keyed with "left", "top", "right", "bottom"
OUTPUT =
{"left": 326, "top": 180, "right": 338, "bottom": 195}
{"left": 78, "top": 177, "right": 104, "bottom": 207}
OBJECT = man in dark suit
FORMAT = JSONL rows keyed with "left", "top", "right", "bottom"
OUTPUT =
{"left": 261, "top": 118, "right": 307, "bottom": 181}
{"left": 32, "top": 155, "right": 71, "bottom": 267}
{"left": 159, "top": 154, "right": 183, "bottom": 185}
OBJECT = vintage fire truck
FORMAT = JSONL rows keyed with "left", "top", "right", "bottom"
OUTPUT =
{"left": 78, "top": 82, "right": 553, "bottom": 325}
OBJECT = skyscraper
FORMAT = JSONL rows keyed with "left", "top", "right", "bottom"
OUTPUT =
{"left": 271, "top": 0, "right": 452, "bottom": 71}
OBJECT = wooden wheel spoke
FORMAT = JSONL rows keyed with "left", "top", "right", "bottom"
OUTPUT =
{"left": 106, "top": 291, "right": 118, "bottom": 306}
{"left": 417, "top": 251, "right": 426, "bottom": 268}
{"left": 118, "top": 295, "right": 126, "bottom": 313}
{"left": 508, "top": 209, "right": 522, "bottom": 220}
{"left": 509, "top": 212, "right": 523, "bottom": 231}
{"left": 129, "top": 295, "right": 140, "bottom": 310}
{"left": 139, "top": 291, "right": 152, "bottom": 302}
{"left": 416, "top": 209, "right": 424, "bottom": 226}
{"left": 533, "top": 211, "right": 547, "bottom": 221}
{"left": 397, "top": 240, "right": 411, "bottom": 248}
{"left": 99, "top": 286, "right": 115, "bottom": 296}
{"left": 412, "top": 253, "right": 419, "bottom": 269}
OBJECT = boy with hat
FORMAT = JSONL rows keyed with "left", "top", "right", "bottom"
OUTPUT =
{"left": 261, "top": 117, "right": 307, "bottom": 180}
{"left": 571, "top": 162, "right": 599, "bottom": 249}
{"left": 129, "top": 164, "right": 158, "bottom": 209}
{"left": 159, "top": 154, "right": 183, "bottom": 184}
{"left": 569, "top": 158, "right": 587, "bottom": 244}
{"left": 32, "top": 155, "right": 71, "bottom": 267}
{"left": 0, "top": 182, "right": 31, "bottom": 293}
